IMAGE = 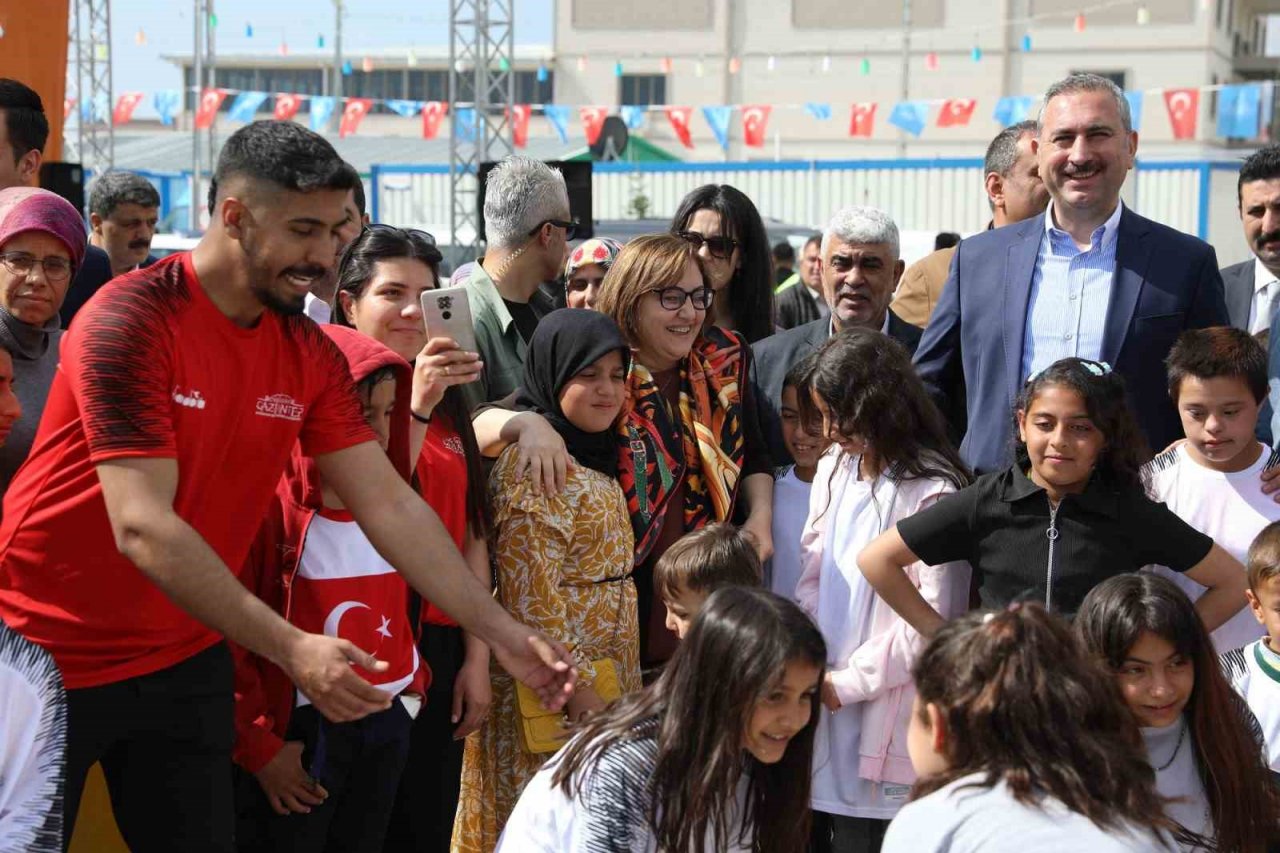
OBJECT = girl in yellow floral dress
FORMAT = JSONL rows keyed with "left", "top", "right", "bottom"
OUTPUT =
{"left": 451, "top": 309, "right": 640, "bottom": 853}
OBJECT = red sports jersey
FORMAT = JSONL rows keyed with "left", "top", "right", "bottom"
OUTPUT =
{"left": 415, "top": 416, "right": 468, "bottom": 627}
{"left": 0, "top": 253, "right": 375, "bottom": 689}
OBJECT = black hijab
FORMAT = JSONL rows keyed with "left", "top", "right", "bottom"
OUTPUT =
{"left": 513, "top": 309, "right": 630, "bottom": 478}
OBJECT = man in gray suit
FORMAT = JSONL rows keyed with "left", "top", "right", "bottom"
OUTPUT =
{"left": 1223, "top": 145, "right": 1280, "bottom": 333}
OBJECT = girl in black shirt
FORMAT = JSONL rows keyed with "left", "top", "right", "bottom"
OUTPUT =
{"left": 857, "top": 358, "right": 1247, "bottom": 634}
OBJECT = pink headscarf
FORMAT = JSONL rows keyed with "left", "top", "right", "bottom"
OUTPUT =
{"left": 0, "top": 187, "right": 87, "bottom": 270}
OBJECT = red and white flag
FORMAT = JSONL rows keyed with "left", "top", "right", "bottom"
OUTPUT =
{"left": 665, "top": 106, "right": 694, "bottom": 149}
{"left": 1163, "top": 88, "right": 1200, "bottom": 140}
{"left": 742, "top": 105, "right": 772, "bottom": 148}
{"left": 194, "top": 88, "right": 228, "bottom": 129}
{"left": 509, "top": 104, "right": 531, "bottom": 148}
{"left": 579, "top": 106, "right": 608, "bottom": 146}
{"left": 63, "top": 98, "right": 77, "bottom": 120}
{"left": 849, "top": 102, "right": 877, "bottom": 138}
{"left": 421, "top": 101, "right": 447, "bottom": 139}
{"left": 113, "top": 93, "right": 145, "bottom": 126}
{"left": 339, "top": 98, "right": 373, "bottom": 138}
{"left": 937, "top": 98, "right": 977, "bottom": 128}
{"left": 273, "top": 93, "right": 303, "bottom": 121}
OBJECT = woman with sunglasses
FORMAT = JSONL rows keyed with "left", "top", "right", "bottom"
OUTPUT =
{"left": 671, "top": 184, "right": 775, "bottom": 343}
{"left": 0, "top": 187, "right": 86, "bottom": 498}
{"left": 474, "top": 235, "right": 775, "bottom": 670}
{"left": 328, "top": 224, "right": 495, "bottom": 853}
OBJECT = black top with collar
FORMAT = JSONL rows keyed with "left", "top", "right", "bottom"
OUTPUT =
{"left": 897, "top": 465, "right": 1213, "bottom": 618}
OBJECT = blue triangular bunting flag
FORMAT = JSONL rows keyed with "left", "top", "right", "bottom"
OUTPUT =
{"left": 993, "top": 95, "right": 1035, "bottom": 126}
{"left": 227, "top": 91, "right": 269, "bottom": 123}
{"left": 454, "top": 107, "right": 477, "bottom": 142}
{"left": 702, "top": 105, "right": 732, "bottom": 150}
{"left": 620, "top": 105, "right": 646, "bottom": 130}
{"left": 1123, "top": 91, "right": 1144, "bottom": 133}
{"left": 543, "top": 105, "right": 571, "bottom": 143}
{"left": 386, "top": 100, "right": 422, "bottom": 118}
{"left": 309, "top": 96, "right": 336, "bottom": 132}
{"left": 804, "top": 102, "right": 833, "bottom": 120}
{"left": 1218, "top": 83, "right": 1262, "bottom": 139}
{"left": 888, "top": 101, "right": 929, "bottom": 137}
{"left": 153, "top": 90, "right": 181, "bottom": 126}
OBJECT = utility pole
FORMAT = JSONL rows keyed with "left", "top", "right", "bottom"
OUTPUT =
{"left": 206, "top": 0, "right": 217, "bottom": 176}
{"left": 191, "top": 0, "right": 204, "bottom": 231}
{"left": 332, "top": 0, "right": 345, "bottom": 133}
{"left": 899, "top": 0, "right": 912, "bottom": 157}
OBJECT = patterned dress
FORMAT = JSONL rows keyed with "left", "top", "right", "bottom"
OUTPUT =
{"left": 451, "top": 447, "right": 641, "bottom": 853}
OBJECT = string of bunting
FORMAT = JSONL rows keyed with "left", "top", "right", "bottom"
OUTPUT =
{"left": 83, "top": 80, "right": 1273, "bottom": 150}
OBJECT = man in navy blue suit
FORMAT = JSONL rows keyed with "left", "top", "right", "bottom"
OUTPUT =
{"left": 914, "top": 73, "right": 1228, "bottom": 473}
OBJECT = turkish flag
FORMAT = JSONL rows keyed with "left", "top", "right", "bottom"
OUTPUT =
{"left": 937, "top": 98, "right": 977, "bottom": 128}
{"left": 665, "top": 106, "right": 695, "bottom": 149}
{"left": 339, "top": 98, "right": 373, "bottom": 138}
{"left": 509, "top": 104, "right": 531, "bottom": 148}
{"left": 849, "top": 102, "right": 877, "bottom": 138}
{"left": 1163, "top": 88, "right": 1200, "bottom": 140}
{"left": 742, "top": 105, "right": 772, "bottom": 148}
{"left": 579, "top": 107, "right": 608, "bottom": 145}
{"left": 421, "top": 101, "right": 447, "bottom": 139}
{"left": 194, "top": 88, "right": 228, "bottom": 129}
{"left": 113, "top": 93, "right": 144, "bottom": 126}
{"left": 64, "top": 98, "right": 77, "bottom": 120}
{"left": 273, "top": 93, "right": 303, "bottom": 121}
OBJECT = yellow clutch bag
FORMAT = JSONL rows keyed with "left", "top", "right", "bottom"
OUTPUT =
{"left": 515, "top": 657, "right": 621, "bottom": 754}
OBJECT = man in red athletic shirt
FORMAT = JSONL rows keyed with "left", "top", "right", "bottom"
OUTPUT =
{"left": 0, "top": 121, "right": 574, "bottom": 852}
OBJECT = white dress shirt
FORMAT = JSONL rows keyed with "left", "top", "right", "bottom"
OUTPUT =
{"left": 1021, "top": 202, "right": 1122, "bottom": 381}
{"left": 1250, "top": 257, "right": 1279, "bottom": 334}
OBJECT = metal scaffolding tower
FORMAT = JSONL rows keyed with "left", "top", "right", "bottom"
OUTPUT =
{"left": 448, "top": 0, "right": 515, "bottom": 265}
{"left": 66, "top": 0, "right": 114, "bottom": 171}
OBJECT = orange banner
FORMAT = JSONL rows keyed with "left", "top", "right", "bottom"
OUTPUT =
{"left": 0, "top": 1, "right": 70, "bottom": 162}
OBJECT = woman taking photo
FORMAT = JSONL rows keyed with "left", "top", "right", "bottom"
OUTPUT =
{"left": 670, "top": 184, "right": 775, "bottom": 343}
{"left": 474, "top": 235, "right": 774, "bottom": 667}
{"left": 330, "top": 224, "right": 493, "bottom": 853}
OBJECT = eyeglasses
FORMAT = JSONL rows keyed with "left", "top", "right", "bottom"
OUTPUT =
{"left": 0, "top": 252, "right": 73, "bottom": 283}
{"left": 529, "top": 218, "right": 582, "bottom": 241}
{"left": 675, "top": 230, "right": 738, "bottom": 260}
{"left": 364, "top": 222, "right": 437, "bottom": 246}
{"left": 651, "top": 285, "right": 714, "bottom": 311}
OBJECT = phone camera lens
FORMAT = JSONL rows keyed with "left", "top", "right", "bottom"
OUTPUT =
{"left": 442, "top": 311, "right": 452, "bottom": 320}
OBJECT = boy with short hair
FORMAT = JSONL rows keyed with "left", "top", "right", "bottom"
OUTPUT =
{"left": 655, "top": 523, "right": 762, "bottom": 639}
{"left": 770, "top": 355, "right": 830, "bottom": 602}
{"left": 1145, "top": 326, "right": 1278, "bottom": 652}
{"left": 1223, "top": 521, "right": 1280, "bottom": 773}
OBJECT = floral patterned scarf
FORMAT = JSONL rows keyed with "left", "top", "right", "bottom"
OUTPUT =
{"left": 618, "top": 326, "right": 748, "bottom": 562}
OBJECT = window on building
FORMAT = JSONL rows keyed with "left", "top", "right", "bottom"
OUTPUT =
{"left": 1070, "top": 69, "right": 1126, "bottom": 91}
{"left": 619, "top": 74, "right": 667, "bottom": 106}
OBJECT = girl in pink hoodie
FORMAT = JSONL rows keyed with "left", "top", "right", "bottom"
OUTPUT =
{"left": 795, "top": 329, "right": 972, "bottom": 852}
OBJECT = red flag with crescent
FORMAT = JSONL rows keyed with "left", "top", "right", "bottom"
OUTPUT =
{"left": 665, "top": 106, "right": 694, "bottom": 149}
{"left": 112, "top": 93, "right": 144, "bottom": 126}
{"left": 508, "top": 104, "right": 532, "bottom": 148}
{"left": 273, "top": 93, "right": 303, "bottom": 121}
{"left": 742, "top": 105, "right": 772, "bottom": 148}
{"left": 421, "top": 101, "right": 448, "bottom": 139}
{"left": 339, "top": 98, "right": 373, "bottom": 138}
{"left": 580, "top": 107, "right": 608, "bottom": 146}
{"left": 849, "top": 102, "right": 877, "bottom": 138}
{"left": 64, "top": 98, "right": 77, "bottom": 120}
{"left": 937, "top": 98, "right": 977, "bottom": 128}
{"left": 194, "top": 88, "right": 229, "bottom": 129}
{"left": 1163, "top": 88, "right": 1200, "bottom": 140}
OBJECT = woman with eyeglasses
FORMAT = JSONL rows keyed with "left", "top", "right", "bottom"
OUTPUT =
{"left": 474, "top": 235, "right": 775, "bottom": 671}
{"left": 0, "top": 187, "right": 86, "bottom": 498}
{"left": 325, "top": 224, "right": 495, "bottom": 853}
{"left": 671, "top": 184, "right": 775, "bottom": 343}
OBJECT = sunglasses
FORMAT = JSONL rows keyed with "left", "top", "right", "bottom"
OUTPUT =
{"left": 364, "top": 222, "right": 437, "bottom": 245}
{"left": 529, "top": 218, "right": 583, "bottom": 241}
{"left": 675, "top": 230, "right": 738, "bottom": 260}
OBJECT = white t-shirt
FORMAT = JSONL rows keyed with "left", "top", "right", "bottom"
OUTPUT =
{"left": 1144, "top": 720, "right": 1213, "bottom": 850}
{"left": 498, "top": 723, "right": 753, "bottom": 853}
{"left": 770, "top": 467, "right": 812, "bottom": 602}
{"left": 1224, "top": 639, "right": 1280, "bottom": 772}
{"left": 1144, "top": 443, "right": 1280, "bottom": 652}
{"left": 882, "top": 774, "right": 1173, "bottom": 852}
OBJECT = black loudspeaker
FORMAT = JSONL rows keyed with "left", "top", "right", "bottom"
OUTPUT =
{"left": 39, "top": 162, "right": 86, "bottom": 213}
{"left": 477, "top": 159, "right": 593, "bottom": 242}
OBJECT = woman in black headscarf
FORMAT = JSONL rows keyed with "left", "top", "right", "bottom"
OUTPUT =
{"left": 453, "top": 309, "right": 641, "bottom": 851}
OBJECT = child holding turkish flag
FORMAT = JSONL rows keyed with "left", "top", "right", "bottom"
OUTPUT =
{"left": 232, "top": 324, "right": 427, "bottom": 853}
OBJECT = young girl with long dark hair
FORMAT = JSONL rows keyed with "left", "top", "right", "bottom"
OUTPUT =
{"left": 858, "top": 358, "right": 1248, "bottom": 634}
{"left": 794, "top": 328, "right": 971, "bottom": 852}
{"left": 497, "top": 586, "right": 825, "bottom": 853}
{"left": 1076, "top": 573, "right": 1280, "bottom": 852}
{"left": 883, "top": 604, "right": 1177, "bottom": 851}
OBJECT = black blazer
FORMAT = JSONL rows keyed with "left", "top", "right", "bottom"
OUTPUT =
{"left": 775, "top": 283, "right": 825, "bottom": 330}
{"left": 1220, "top": 259, "right": 1255, "bottom": 331}
{"left": 751, "top": 310, "right": 922, "bottom": 464}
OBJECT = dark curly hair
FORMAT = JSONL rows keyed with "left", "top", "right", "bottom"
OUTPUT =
{"left": 1014, "top": 358, "right": 1149, "bottom": 492}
